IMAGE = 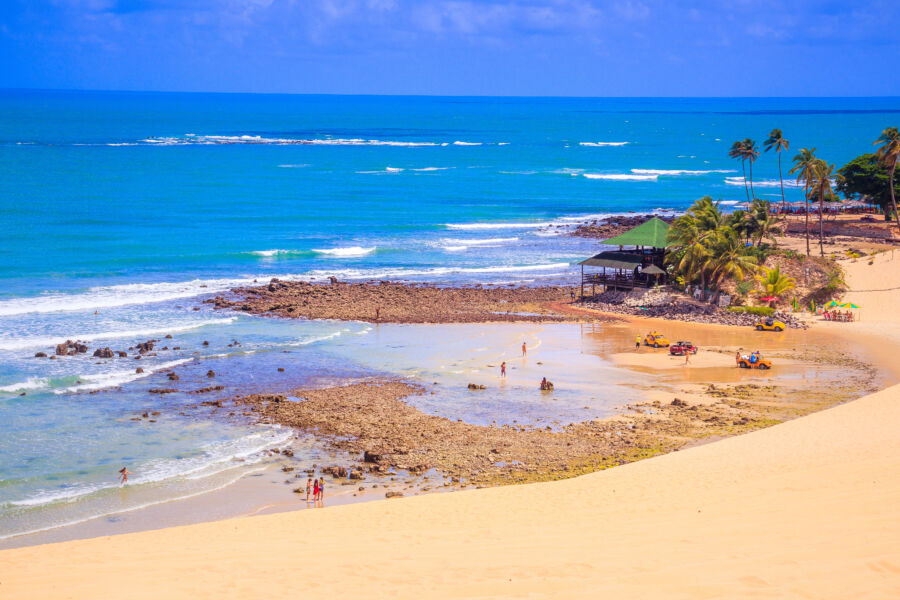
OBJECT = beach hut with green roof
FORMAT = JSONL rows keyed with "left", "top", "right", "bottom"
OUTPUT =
{"left": 578, "top": 216, "right": 671, "bottom": 296}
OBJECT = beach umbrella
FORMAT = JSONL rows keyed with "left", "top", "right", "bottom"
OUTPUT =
{"left": 825, "top": 300, "right": 841, "bottom": 308}
{"left": 841, "top": 302, "right": 861, "bottom": 309}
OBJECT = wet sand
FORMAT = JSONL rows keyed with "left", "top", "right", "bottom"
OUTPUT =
{"left": 208, "top": 279, "right": 583, "bottom": 323}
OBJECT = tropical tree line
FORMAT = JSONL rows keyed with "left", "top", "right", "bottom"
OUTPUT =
{"left": 727, "top": 126, "right": 900, "bottom": 257}
{"left": 666, "top": 196, "right": 787, "bottom": 302}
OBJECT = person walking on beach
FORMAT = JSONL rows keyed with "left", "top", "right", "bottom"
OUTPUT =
{"left": 312, "top": 478, "right": 319, "bottom": 502}
{"left": 318, "top": 477, "right": 325, "bottom": 503}
{"left": 522, "top": 341, "right": 527, "bottom": 357}
{"left": 684, "top": 351, "right": 690, "bottom": 366}
{"left": 118, "top": 467, "right": 131, "bottom": 485}
{"left": 500, "top": 361, "right": 506, "bottom": 377}
{"left": 635, "top": 334, "right": 642, "bottom": 350}
{"left": 306, "top": 477, "right": 312, "bottom": 503}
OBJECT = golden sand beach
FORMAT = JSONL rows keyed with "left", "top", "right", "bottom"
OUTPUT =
{"left": 2, "top": 254, "right": 899, "bottom": 598}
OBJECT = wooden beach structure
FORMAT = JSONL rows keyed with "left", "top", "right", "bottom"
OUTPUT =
{"left": 578, "top": 217, "right": 670, "bottom": 297}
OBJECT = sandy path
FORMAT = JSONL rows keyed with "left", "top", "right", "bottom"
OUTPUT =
{"left": 2, "top": 257, "right": 899, "bottom": 599}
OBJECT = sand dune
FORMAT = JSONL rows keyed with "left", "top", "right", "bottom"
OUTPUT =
{"left": 3, "top": 255, "right": 899, "bottom": 598}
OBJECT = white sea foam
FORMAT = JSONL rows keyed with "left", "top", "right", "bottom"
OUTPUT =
{"left": 0, "top": 466, "right": 268, "bottom": 542}
{"left": 0, "top": 377, "right": 48, "bottom": 393}
{"left": 583, "top": 173, "right": 658, "bottom": 181}
{"left": 57, "top": 358, "right": 194, "bottom": 394}
{"left": 249, "top": 249, "right": 302, "bottom": 257}
{"left": 304, "top": 262, "right": 572, "bottom": 281}
{"left": 0, "top": 279, "right": 256, "bottom": 317}
{"left": 277, "top": 164, "right": 309, "bottom": 168}
{"left": 442, "top": 237, "right": 519, "bottom": 246}
{"left": 445, "top": 222, "right": 550, "bottom": 230}
{"left": 579, "top": 142, "right": 629, "bottom": 147}
{"left": 4, "top": 428, "right": 292, "bottom": 510}
{"left": 311, "top": 247, "right": 376, "bottom": 257}
{"left": 0, "top": 318, "right": 237, "bottom": 351}
{"left": 452, "top": 141, "right": 482, "bottom": 146}
{"left": 287, "top": 331, "right": 343, "bottom": 346}
{"left": 140, "top": 135, "right": 439, "bottom": 147}
{"left": 631, "top": 168, "right": 735, "bottom": 176}
{"left": 725, "top": 177, "right": 802, "bottom": 188}
{"left": 411, "top": 167, "right": 452, "bottom": 171}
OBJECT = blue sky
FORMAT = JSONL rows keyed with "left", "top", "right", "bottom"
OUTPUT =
{"left": 1, "top": 0, "right": 899, "bottom": 96}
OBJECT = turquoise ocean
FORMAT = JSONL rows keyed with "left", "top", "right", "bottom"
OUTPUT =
{"left": 1, "top": 91, "right": 897, "bottom": 540}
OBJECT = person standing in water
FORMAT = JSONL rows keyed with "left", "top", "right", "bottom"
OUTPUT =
{"left": 305, "top": 477, "right": 312, "bottom": 503}
{"left": 318, "top": 477, "right": 325, "bottom": 503}
{"left": 118, "top": 467, "right": 131, "bottom": 485}
{"left": 312, "top": 478, "right": 319, "bottom": 502}
{"left": 500, "top": 361, "right": 506, "bottom": 377}
{"left": 522, "top": 341, "right": 527, "bottom": 357}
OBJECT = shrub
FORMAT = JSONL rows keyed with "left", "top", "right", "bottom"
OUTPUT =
{"left": 727, "top": 306, "right": 775, "bottom": 317}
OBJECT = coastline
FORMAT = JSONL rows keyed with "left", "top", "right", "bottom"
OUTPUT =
{"left": 3, "top": 250, "right": 899, "bottom": 597}
{"left": 0, "top": 290, "right": 886, "bottom": 550}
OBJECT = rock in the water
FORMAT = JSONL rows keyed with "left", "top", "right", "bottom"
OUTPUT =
{"left": 322, "top": 465, "right": 348, "bottom": 478}
{"left": 363, "top": 451, "right": 382, "bottom": 463}
{"left": 136, "top": 340, "right": 155, "bottom": 354}
{"left": 93, "top": 347, "right": 114, "bottom": 358}
{"left": 165, "top": 334, "right": 173, "bottom": 339}
{"left": 385, "top": 491, "right": 404, "bottom": 499}
{"left": 55, "top": 342, "right": 69, "bottom": 356}
{"left": 116, "top": 351, "right": 128, "bottom": 358}
{"left": 167, "top": 372, "right": 179, "bottom": 381}
{"left": 34, "top": 352, "right": 47, "bottom": 358}
{"left": 202, "top": 340, "right": 209, "bottom": 346}
{"left": 206, "top": 370, "right": 216, "bottom": 378}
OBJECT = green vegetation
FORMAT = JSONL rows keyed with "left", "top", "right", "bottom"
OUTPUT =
{"left": 874, "top": 127, "right": 900, "bottom": 233}
{"left": 728, "top": 138, "right": 760, "bottom": 200}
{"left": 810, "top": 160, "right": 837, "bottom": 256}
{"left": 789, "top": 147, "right": 819, "bottom": 256}
{"left": 835, "top": 153, "right": 899, "bottom": 221}
{"left": 666, "top": 196, "right": 762, "bottom": 300}
{"left": 763, "top": 129, "right": 790, "bottom": 212}
{"left": 727, "top": 306, "right": 775, "bottom": 317}
{"left": 755, "top": 265, "right": 796, "bottom": 304}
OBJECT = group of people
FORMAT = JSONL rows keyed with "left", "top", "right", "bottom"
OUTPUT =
{"left": 499, "top": 341, "right": 551, "bottom": 390}
{"left": 736, "top": 350, "right": 762, "bottom": 364}
{"left": 823, "top": 310, "right": 855, "bottom": 322}
{"left": 306, "top": 476, "right": 325, "bottom": 504}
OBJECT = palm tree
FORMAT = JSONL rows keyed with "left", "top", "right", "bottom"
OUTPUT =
{"left": 810, "top": 159, "right": 836, "bottom": 257}
{"left": 742, "top": 138, "right": 760, "bottom": 199}
{"left": 667, "top": 197, "right": 721, "bottom": 292}
{"left": 763, "top": 129, "right": 789, "bottom": 214}
{"left": 703, "top": 226, "right": 758, "bottom": 300}
{"left": 874, "top": 127, "right": 900, "bottom": 233}
{"left": 789, "top": 147, "right": 818, "bottom": 256}
{"left": 755, "top": 265, "right": 796, "bottom": 306}
{"left": 729, "top": 140, "right": 750, "bottom": 201}
{"left": 748, "top": 198, "right": 781, "bottom": 246}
